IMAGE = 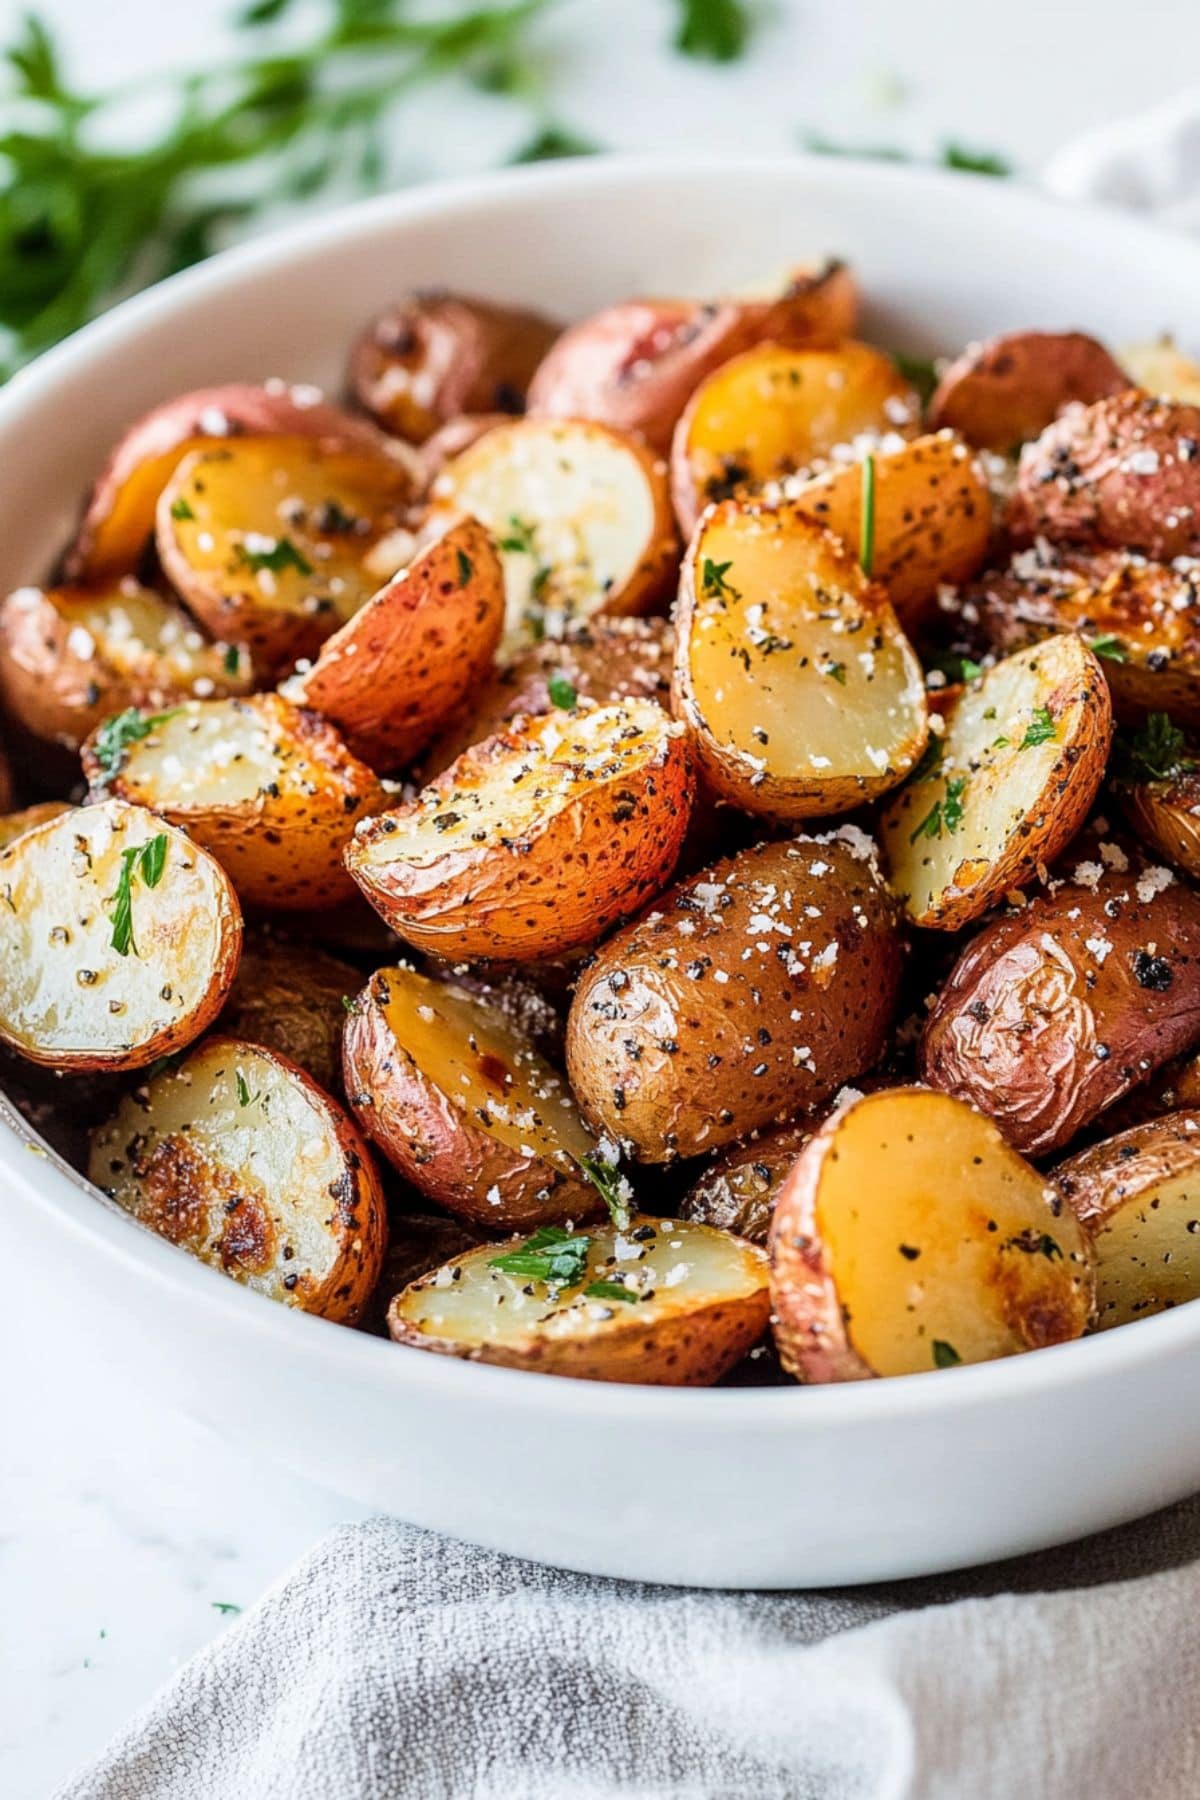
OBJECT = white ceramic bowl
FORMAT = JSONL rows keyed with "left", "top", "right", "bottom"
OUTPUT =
{"left": 7, "top": 154, "right": 1200, "bottom": 1589}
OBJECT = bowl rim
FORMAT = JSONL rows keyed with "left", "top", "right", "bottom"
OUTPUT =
{"left": 8, "top": 148, "right": 1200, "bottom": 1429}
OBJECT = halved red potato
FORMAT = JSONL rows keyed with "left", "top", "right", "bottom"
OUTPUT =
{"left": 1117, "top": 717, "right": 1200, "bottom": 880}
{"left": 673, "top": 500, "right": 927, "bottom": 818}
{"left": 65, "top": 381, "right": 399, "bottom": 581}
{"left": 787, "top": 431, "right": 992, "bottom": 627}
{"left": 425, "top": 417, "right": 678, "bottom": 655}
{"left": 1056, "top": 1110, "right": 1200, "bottom": 1328}
{"left": 418, "top": 413, "right": 514, "bottom": 483}
{"left": 349, "top": 292, "right": 560, "bottom": 441}
{"left": 156, "top": 437, "right": 416, "bottom": 671}
{"left": 364, "top": 1212, "right": 485, "bottom": 1335}
{"left": 0, "top": 800, "right": 71, "bottom": 851}
{"left": 770, "top": 1087, "right": 1094, "bottom": 1381}
{"left": 670, "top": 340, "right": 920, "bottom": 535}
{"left": 342, "top": 963, "right": 606, "bottom": 1231}
{"left": 388, "top": 1215, "right": 770, "bottom": 1384}
{"left": 679, "top": 1118, "right": 813, "bottom": 1244}
{"left": 927, "top": 330, "right": 1129, "bottom": 450}
{"left": 218, "top": 934, "right": 362, "bottom": 1095}
{"left": 346, "top": 698, "right": 693, "bottom": 962}
{"left": 879, "top": 635, "right": 1112, "bottom": 929}
{"left": 526, "top": 262, "right": 859, "bottom": 456}
{"left": 88, "top": 1035, "right": 386, "bottom": 1323}
{"left": 0, "top": 578, "right": 251, "bottom": 751}
{"left": 84, "top": 694, "right": 385, "bottom": 910}
{"left": 0, "top": 798, "right": 241, "bottom": 1071}
{"left": 1120, "top": 338, "right": 1200, "bottom": 404}
{"left": 286, "top": 517, "right": 504, "bottom": 769}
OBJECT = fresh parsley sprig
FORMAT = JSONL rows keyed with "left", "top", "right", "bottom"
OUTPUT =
{"left": 578, "top": 1151, "right": 633, "bottom": 1230}
{"left": 108, "top": 832, "right": 168, "bottom": 958}
{"left": 1115, "top": 711, "right": 1197, "bottom": 784}
{"left": 858, "top": 452, "right": 876, "bottom": 576}
{"left": 90, "top": 707, "right": 180, "bottom": 786}
{"left": 489, "top": 1224, "right": 591, "bottom": 1287}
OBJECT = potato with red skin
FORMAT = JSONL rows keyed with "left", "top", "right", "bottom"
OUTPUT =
{"left": 679, "top": 1119, "right": 813, "bottom": 1244}
{"left": 928, "top": 330, "right": 1129, "bottom": 451}
{"left": 349, "top": 292, "right": 560, "bottom": 442}
{"left": 218, "top": 934, "right": 362, "bottom": 1095}
{"left": 920, "top": 855, "right": 1200, "bottom": 1156}
{"left": 1119, "top": 756, "right": 1200, "bottom": 884}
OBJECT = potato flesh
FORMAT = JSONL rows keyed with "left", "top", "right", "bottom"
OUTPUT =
{"left": 115, "top": 697, "right": 324, "bottom": 808}
{"left": 395, "top": 1217, "right": 765, "bottom": 1350}
{"left": 1088, "top": 1168, "right": 1200, "bottom": 1326}
{"left": 1120, "top": 340, "right": 1200, "bottom": 404}
{"left": 46, "top": 580, "right": 243, "bottom": 684}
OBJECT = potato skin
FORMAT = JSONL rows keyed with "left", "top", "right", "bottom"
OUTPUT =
{"left": 1120, "top": 767, "right": 1200, "bottom": 882}
{"left": 565, "top": 832, "right": 903, "bottom": 1162}
{"left": 678, "top": 1119, "right": 813, "bottom": 1244}
{"left": 928, "top": 330, "right": 1129, "bottom": 451}
{"left": 349, "top": 292, "right": 560, "bottom": 441}
{"left": 218, "top": 935, "right": 361, "bottom": 1093}
{"left": 1009, "top": 391, "right": 1200, "bottom": 560}
{"left": 0, "top": 801, "right": 70, "bottom": 850}
{"left": 921, "top": 858, "right": 1200, "bottom": 1156}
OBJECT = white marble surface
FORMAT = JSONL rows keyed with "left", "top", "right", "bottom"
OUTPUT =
{"left": 6, "top": 1, "right": 1200, "bottom": 1793}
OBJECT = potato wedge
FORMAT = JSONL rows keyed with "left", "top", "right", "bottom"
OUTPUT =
{"left": 1056, "top": 1111, "right": 1200, "bottom": 1328}
{"left": 388, "top": 1215, "right": 769, "bottom": 1384}
{"left": 88, "top": 1035, "right": 386, "bottom": 1323}
{"left": 66, "top": 381, "right": 395, "bottom": 581}
{"left": 565, "top": 831, "right": 903, "bottom": 1162}
{"left": 670, "top": 340, "right": 920, "bottom": 535}
{"left": 879, "top": 635, "right": 1112, "bottom": 929}
{"left": 286, "top": 517, "right": 503, "bottom": 770}
{"left": 920, "top": 849, "right": 1200, "bottom": 1155}
{"left": 525, "top": 262, "right": 858, "bottom": 456}
{"left": 927, "top": 330, "right": 1129, "bottom": 451}
{"left": 1120, "top": 338, "right": 1200, "bottom": 405}
{"left": 349, "top": 292, "right": 560, "bottom": 441}
{"left": 156, "top": 438, "right": 415, "bottom": 671}
{"left": 84, "top": 694, "right": 385, "bottom": 910}
{"left": 672, "top": 500, "right": 928, "bottom": 819}
{"left": 346, "top": 699, "right": 693, "bottom": 962}
{"left": 218, "top": 934, "right": 362, "bottom": 1094}
{"left": 787, "top": 432, "right": 992, "bottom": 627}
{"left": 342, "top": 964, "right": 605, "bottom": 1230}
{"left": 769, "top": 1087, "right": 1094, "bottom": 1381}
{"left": 679, "top": 1119, "right": 813, "bottom": 1245}
{"left": 0, "top": 801, "right": 71, "bottom": 850}
{"left": 425, "top": 417, "right": 677, "bottom": 655}
{"left": 0, "top": 798, "right": 241, "bottom": 1071}
{"left": 0, "top": 578, "right": 251, "bottom": 751}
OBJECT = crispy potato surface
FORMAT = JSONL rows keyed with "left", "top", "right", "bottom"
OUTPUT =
{"left": 218, "top": 934, "right": 362, "bottom": 1093}
{"left": 928, "top": 330, "right": 1128, "bottom": 450}
{"left": 88, "top": 1035, "right": 385, "bottom": 1322}
{"left": 770, "top": 1087, "right": 1094, "bottom": 1381}
{"left": 679, "top": 1119, "right": 813, "bottom": 1244}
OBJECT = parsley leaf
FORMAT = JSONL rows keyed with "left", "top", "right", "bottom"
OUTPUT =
{"left": 547, "top": 672, "right": 577, "bottom": 710}
{"left": 942, "top": 142, "right": 1012, "bottom": 177}
{"left": 578, "top": 1151, "right": 633, "bottom": 1230}
{"left": 210, "top": 1600, "right": 242, "bottom": 1615}
{"left": 91, "top": 707, "right": 180, "bottom": 785}
{"left": 107, "top": 833, "right": 168, "bottom": 958}
{"left": 1088, "top": 633, "right": 1128, "bottom": 663}
{"left": 509, "top": 124, "right": 600, "bottom": 164}
{"left": 859, "top": 452, "right": 876, "bottom": 575}
{"left": 892, "top": 351, "right": 939, "bottom": 406}
{"left": 456, "top": 549, "right": 474, "bottom": 588}
{"left": 170, "top": 495, "right": 195, "bottom": 521}
{"left": 222, "top": 644, "right": 242, "bottom": 677}
{"left": 701, "top": 557, "right": 738, "bottom": 600}
{"left": 499, "top": 514, "right": 537, "bottom": 555}
{"left": 1020, "top": 705, "right": 1056, "bottom": 750}
{"left": 234, "top": 535, "right": 312, "bottom": 576}
{"left": 235, "top": 1070, "right": 255, "bottom": 1107}
{"left": 489, "top": 1224, "right": 592, "bottom": 1288}
{"left": 584, "top": 1280, "right": 637, "bottom": 1305}
{"left": 674, "top": 0, "right": 751, "bottom": 62}
{"left": 932, "top": 1340, "right": 962, "bottom": 1368}
{"left": 1116, "top": 711, "right": 1196, "bottom": 783}
{"left": 909, "top": 774, "right": 967, "bottom": 845}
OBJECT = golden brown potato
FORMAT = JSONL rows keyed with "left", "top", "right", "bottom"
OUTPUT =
{"left": 342, "top": 964, "right": 606, "bottom": 1231}
{"left": 287, "top": 517, "right": 504, "bottom": 769}
{"left": 218, "top": 934, "right": 361, "bottom": 1093}
{"left": 1117, "top": 716, "right": 1200, "bottom": 880}
{"left": 678, "top": 1119, "right": 813, "bottom": 1244}
{"left": 349, "top": 292, "right": 560, "bottom": 441}
{"left": 920, "top": 850, "right": 1200, "bottom": 1155}
{"left": 0, "top": 799, "right": 241, "bottom": 1071}
{"left": 1009, "top": 391, "right": 1200, "bottom": 561}
{"left": 1056, "top": 1110, "right": 1200, "bottom": 1328}
{"left": 1120, "top": 338, "right": 1200, "bottom": 404}
{"left": 927, "top": 330, "right": 1128, "bottom": 450}
{"left": 66, "top": 381, "right": 396, "bottom": 581}
{"left": 0, "top": 801, "right": 71, "bottom": 851}
{"left": 672, "top": 500, "right": 927, "bottom": 818}
{"left": 156, "top": 437, "right": 415, "bottom": 671}
{"left": 565, "top": 831, "right": 903, "bottom": 1162}
{"left": 364, "top": 1211, "right": 486, "bottom": 1334}
{"left": 418, "top": 412, "right": 515, "bottom": 482}
{"left": 787, "top": 431, "right": 992, "bottom": 627}
{"left": 670, "top": 340, "right": 920, "bottom": 535}
{"left": 879, "top": 635, "right": 1113, "bottom": 929}
{"left": 84, "top": 694, "right": 385, "bottom": 910}
{"left": 526, "top": 263, "right": 858, "bottom": 456}
{"left": 0, "top": 579, "right": 251, "bottom": 751}
{"left": 88, "top": 1035, "right": 386, "bottom": 1323}
{"left": 425, "top": 417, "right": 678, "bottom": 655}
{"left": 346, "top": 699, "right": 693, "bottom": 963}
{"left": 388, "top": 1215, "right": 770, "bottom": 1384}
{"left": 770, "top": 1087, "right": 1094, "bottom": 1381}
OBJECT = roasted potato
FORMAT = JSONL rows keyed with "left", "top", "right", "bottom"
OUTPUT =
{"left": 1009, "top": 391, "right": 1200, "bottom": 561}
{"left": 364, "top": 1211, "right": 485, "bottom": 1335}
{"left": 670, "top": 340, "right": 920, "bottom": 535}
{"left": 879, "top": 635, "right": 1113, "bottom": 929}
{"left": 88, "top": 1035, "right": 386, "bottom": 1323}
{"left": 287, "top": 517, "right": 504, "bottom": 769}
{"left": 565, "top": 831, "right": 903, "bottom": 1162}
{"left": 920, "top": 850, "right": 1200, "bottom": 1155}
{"left": 769, "top": 1087, "right": 1094, "bottom": 1381}
{"left": 927, "top": 330, "right": 1129, "bottom": 451}
{"left": 1056, "top": 1110, "right": 1200, "bottom": 1327}
{"left": 156, "top": 437, "right": 415, "bottom": 672}
{"left": 1117, "top": 717, "right": 1200, "bottom": 881}
{"left": 0, "top": 578, "right": 251, "bottom": 751}
{"left": 218, "top": 934, "right": 362, "bottom": 1094}
{"left": 678, "top": 1118, "right": 813, "bottom": 1244}
{"left": 672, "top": 500, "right": 928, "bottom": 818}
{"left": 0, "top": 798, "right": 241, "bottom": 1071}
{"left": 525, "top": 262, "right": 858, "bottom": 456}
{"left": 425, "top": 417, "right": 677, "bottom": 654}
{"left": 346, "top": 699, "right": 693, "bottom": 962}
{"left": 349, "top": 292, "right": 559, "bottom": 441}
{"left": 66, "top": 381, "right": 397, "bottom": 581}
{"left": 342, "top": 963, "right": 606, "bottom": 1231}
{"left": 84, "top": 693, "right": 385, "bottom": 910}
{"left": 1120, "top": 338, "right": 1200, "bottom": 404}
{"left": 388, "top": 1215, "right": 770, "bottom": 1384}
{"left": 418, "top": 412, "right": 515, "bottom": 482}
{"left": 0, "top": 800, "right": 71, "bottom": 850}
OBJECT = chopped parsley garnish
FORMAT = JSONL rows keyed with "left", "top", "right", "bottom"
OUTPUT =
{"left": 584, "top": 1279, "right": 638, "bottom": 1305}
{"left": 235, "top": 1070, "right": 257, "bottom": 1107}
{"left": 908, "top": 735, "right": 944, "bottom": 784}
{"left": 547, "top": 673, "right": 577, "bottom": 710}
{"left": 578, "top": 1151, "right": 633, "bottom": 1230}
{"left": 222, "top": 644, "right": 241, "bottom": 677}
{"left": 822, "top": 660, "right": 847, "bottom": 685}
{"left": 1116, "top": 711, "right": 1196, "bottom": 783}
{"left": 499, "top": 514, "right": 537, "bottom": 555}
{"left": 234, "top": 534, "right": 312, "bottom": 577}
{"left": 942, "top": 142, "right": 1012, "bottom": 177}
{"left": 341, "top": 994, "right": 358, "bottom": 1014}
{"left": 804, "top": 137, "right": 1011, "bottom": 179}
{"left": 932, "top": 1340, "right": 962, "bottom": 1368}
{"left": 509, "top": 124, "right": 600, "bottom": 164}
{"left": 1020, "top": 705, "right": 1056, "bottom": 750}
{"left": 107, "top": 833, "right": 168, "bottom": 958}
{"left": 211, "top": 1602, "right": 242, "bottom": 1616}
{"left": 892, "top": 351, "right": 939, "bottom": 406}
{"left": 859, "top": 452, "right": 876, "bottom": 575}
{"left": 91, "top": 707, "right": 181, "bottom": 785}
{"left": 170, "top": 495, "right": 195, "bottom": 521}
{"left": 926, "top": 650, "right": 983, "bottom": 685}
{"left": 489, "top": 1225, "right": 591, "bottom": 1288}
{"left": 701, "top": 557, "right": 738, "bottom": 600}
{"left": 674, "top": 0, "right": 751, "bottom": 62}
{"left": 909, "top": 775, "right": 966, "bottom": 845}
{"left": 1088, "top": 633, "right": 1127, "bottom": 663}
{"left": 456, "top": 549, "right": 474, "bottom": 588}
